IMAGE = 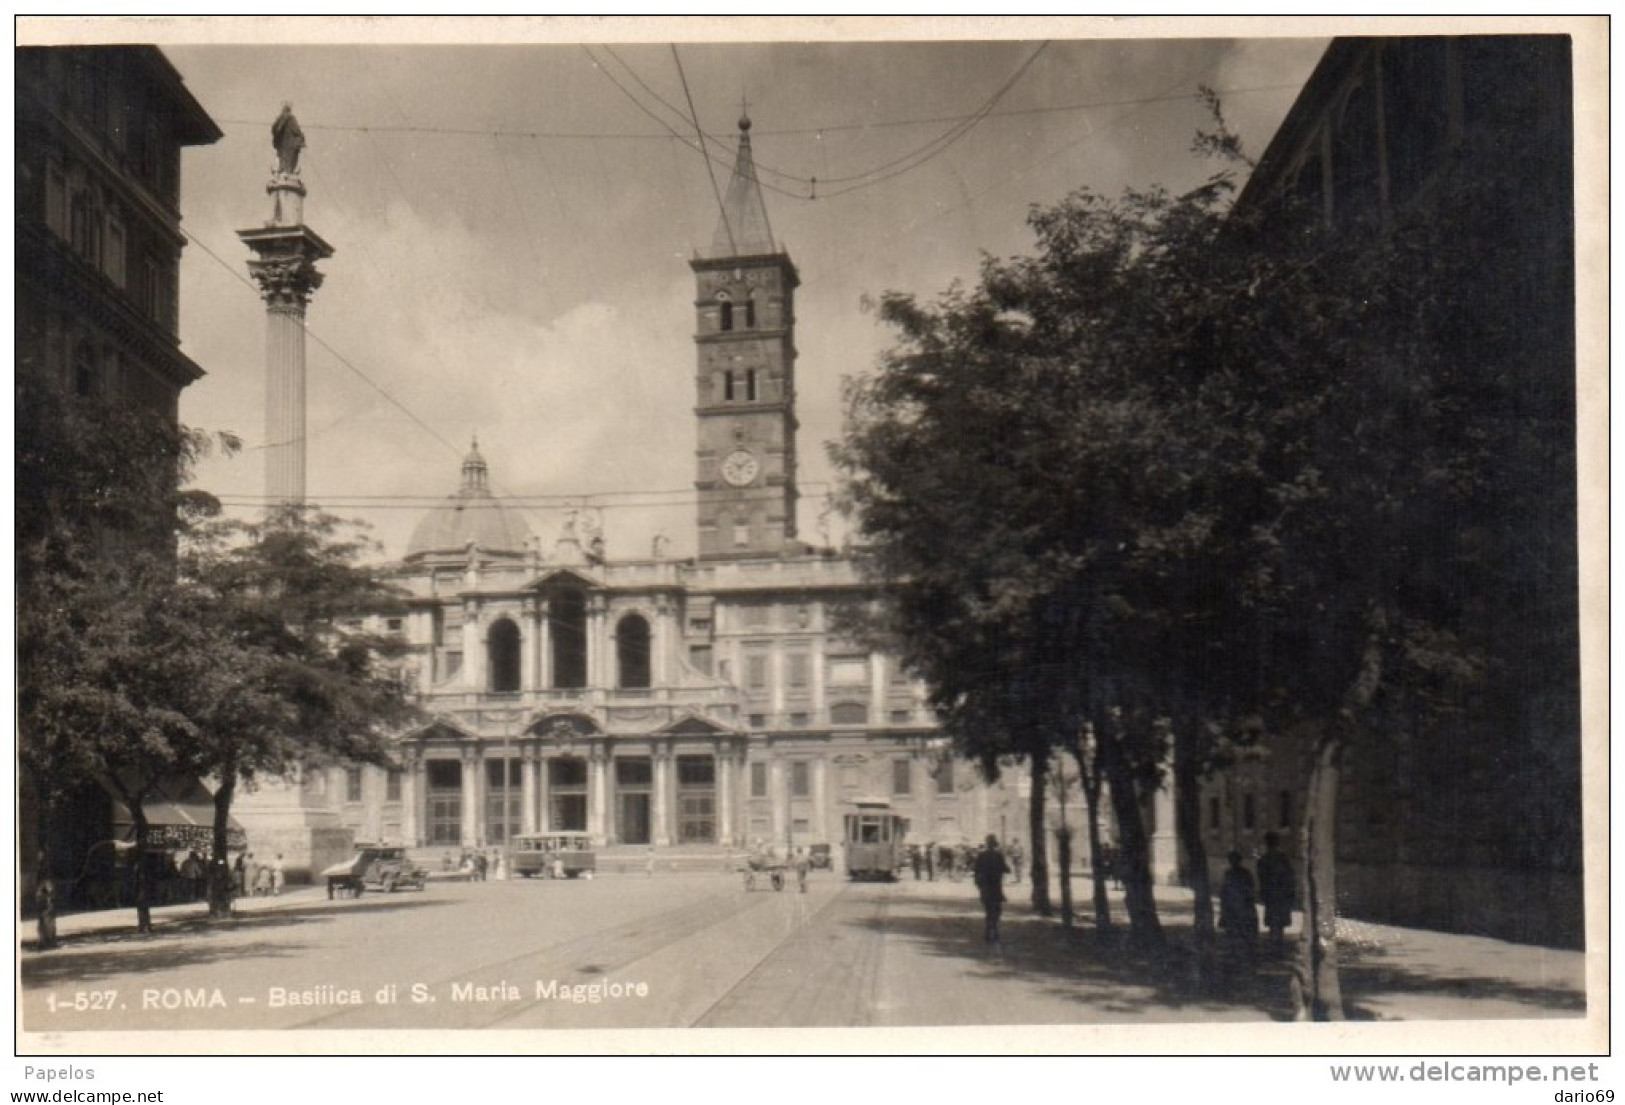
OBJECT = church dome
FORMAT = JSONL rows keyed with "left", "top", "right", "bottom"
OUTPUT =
{"left": 404, "top": 439, "right": 530, "bottom": 561}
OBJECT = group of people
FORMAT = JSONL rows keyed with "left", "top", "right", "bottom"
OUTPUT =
{"left": 444, "top": 849, "right": 504, "bottom": 881}
{"left": 745, "top": 840, "right": 814, "bottom": 892}
{"left": 962, "top": 831, "right": 1296, "bottom": 960}
{"left": 231, "top": 851, "right": 286, "bottom": 897}
{"left": 909, "top": 838, "right": 1025, "bottom": 884}
{"left": 1217, "top": 831, "right": 1296, "bottom": 968}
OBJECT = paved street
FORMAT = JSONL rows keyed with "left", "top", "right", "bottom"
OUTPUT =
{"left": 19, "top": 869, "right": 1588, "bottom": 1035}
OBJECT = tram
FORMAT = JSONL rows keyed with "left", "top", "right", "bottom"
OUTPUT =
{"left": 509, "top": 832, "right": 597, "bottom": 879}
{"left": 842, "top": 798, "right": 909, "bottom": 881}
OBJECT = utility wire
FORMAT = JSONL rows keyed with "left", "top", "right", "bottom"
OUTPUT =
{"left": 210, "top": 82, "right": 1302, "bottom": 148}
{"left": 817, "top": 41, "right": 1050, "bottom": 200}
{"left": 671, "top": 43, "right": 736, "bottom": 256}
{"left": 180, "top": 226, "right": 465, "bottom": 461}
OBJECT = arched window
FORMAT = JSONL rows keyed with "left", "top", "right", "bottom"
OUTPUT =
{"left": 488, "top": 618, "right": 521, "bottom": 693}
{"left": 550, "top": 588, "right": 587, "bottom": 689}
{"left": 616, "top": 613, "right": 652, "bottom": 689}
{"left": 718, "top": 295, "right": 734, "bottom": 332}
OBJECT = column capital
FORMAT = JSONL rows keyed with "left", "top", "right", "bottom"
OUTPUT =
{"left": 238, "top": 224, "right": 333, "bottom": 309}
{"left": 245, "top": 255, "right": 324, "bottom": 309}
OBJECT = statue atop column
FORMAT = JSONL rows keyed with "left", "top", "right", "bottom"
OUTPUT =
{"left": 273, "top": 103, "right": 305, "bottom": 176}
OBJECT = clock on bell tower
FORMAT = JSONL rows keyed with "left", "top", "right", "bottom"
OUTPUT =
{"left": 691, "top": 113, "right": 799, "bottom": 560}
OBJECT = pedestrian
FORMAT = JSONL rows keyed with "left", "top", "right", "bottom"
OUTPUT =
{"left": 1256, "top": 831, "right": 1295, "bottom": 956}
{"left": 646, "top": 845, "right": 657, "bottom": 878}
{"left": 474, "top": 851, "right": 488, "bottom": 882}
{"left": 1218, "top": 849, "right": 1258, "bottom": 973}
{"left": 910, "top": 844, "right": 923, "bottom": 880}
{"left": 270, "top": 853, "right": 286, "bottom": 896}
{"left": 924, "top": 840, "right": 935, "bottom": 881}
{"left": 794, "top": 847, "right": 810, "bottom": 893}
{"left": 972, "top": 834, "right": 1011, "bottom": 943}
{"left": 253, "top": 859, "right": 273, "bottom": 897}
{"left": 233, "top": 852, "right": 248, "bottom": 897}
{"left": 1007, "top": 838, "right": 1025, "bottom": 885}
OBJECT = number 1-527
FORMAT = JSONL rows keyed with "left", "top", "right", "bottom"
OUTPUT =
{"left": 45, "top": 990, "right": 117, "bottom": 1013}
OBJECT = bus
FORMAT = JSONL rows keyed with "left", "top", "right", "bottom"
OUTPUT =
{"left": 843, "top": 798, "right": 909, "bottom": 881}
{"left": 509, "top": 832, "right": 597, "bottom": 879}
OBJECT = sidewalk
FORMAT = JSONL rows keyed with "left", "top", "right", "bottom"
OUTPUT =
{"left": 21, "top": 883, "right": 334, "bottom": 947}
{"left": 906, "top": 870, "right": 1589, "bottom": 1022}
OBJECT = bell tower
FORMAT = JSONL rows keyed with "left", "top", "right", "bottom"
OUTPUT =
{"left": 691, "top": 114, "right": 799, "bottom": 560}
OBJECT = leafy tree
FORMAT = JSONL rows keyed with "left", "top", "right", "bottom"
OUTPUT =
{"left": 180, "top": 506, "right": 419, "bottom": 918}
{"left": 16, "top": 375, "right": 227, "bottom": 939}
{"left": 835, "top": 55, "right": 1571, "bottom": 1010}
{"left": 18, "top": 374, "right": 416, "bottom": 935}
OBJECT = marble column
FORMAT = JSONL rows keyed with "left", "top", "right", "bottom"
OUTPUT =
{"left": 521, "top": 750, "right": 539, "bottom": 835}
{"left": 238, "top": 176, "right": 332, "bottom": 512}
{"left": 589, "top": 750, "right": 608, "bottom": 843}
{"left": 868, "top": 654, "right": 886, "bottom": 726}
{"left": 400, "top": 752, "right": 420, "bottom": 847}
{"left": 520, "top": 598, "right": 538, "bottom": 693}
{"left": 460, "top": 750, "right": 479, "bottom": 848}
{"left": 462, "top": 600, "right": 481, "bottom": 692}
{"left": 652, "top": 748, "right": 671, "bottom": 846}
{"left": 813, "top": 756, "right": 828, "bottom": 841}
{"left": 537, "top": 598, "right": 552, "bottom": 691}
{"left": 586, "top": 596, "right": 607, "bottom": 690}
{"left": 718, "top": 746, "right": 734, "bottom": 846}
{"left": 769, "top": 754, "right": 788, "bottom": 846}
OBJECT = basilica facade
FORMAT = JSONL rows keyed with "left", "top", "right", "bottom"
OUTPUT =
{"left": 315, "top": 117, "right": 1023, "bottom": 860}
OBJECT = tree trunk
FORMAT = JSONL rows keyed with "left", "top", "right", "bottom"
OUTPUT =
{"left": 1174, "top": 724, "right": 1215, "bottom": 985}
{"left": 1027, "top": 749, "right": 1053, "bottom": 916}
{"left": 1052, "top": 765, "right": 1074, "bottom": 933}
{"left": 1296, "top": 729, "right": 1344, "bottom": 1020}
{"left": 209, "top": 769, "right": 237, "bottom": 919}
{"left": 32, "top": 781, "right": 60, "bottom": 950}
{"left": 1098, "top": 721, "right": 1163, "bottom": 952}
{"left": 1294, "top": 606, "right": 1386, "bottom": 1021}
{"left": 1071, "top": 740, "right": 1113, "bottom": 935}
{"left": 131, "top": 806, "right": 152, "bottom": 934}
{"left": 1055, "top": 824, "right": 1075, "bottom": 934}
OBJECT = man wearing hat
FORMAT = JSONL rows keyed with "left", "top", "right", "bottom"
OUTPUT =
{"left": 972, "top": 834, "right": 1012, "bottom": 943}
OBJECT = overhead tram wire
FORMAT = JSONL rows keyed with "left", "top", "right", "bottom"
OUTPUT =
{"left": 605, "top": 41, "right": 1051, "bottom": 198}
{"left": 211, "top": 76, "right": 1301, "bottom": 206}
{"left": 670, "top": 44, "right": 736, "bottom": 256}
{"left": 211, "top": 84, "right": 1304, "bottom": 145}
{"left": 180, "top": 225, "right": 465, "bottom": 463}
{"left": 815, "top": 41, "right": 1050, "bottom": 200}
{"left": 210, "top": 479, "right": 843, "bottom": 511}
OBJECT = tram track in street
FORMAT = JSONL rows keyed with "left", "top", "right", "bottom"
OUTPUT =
{"left": 690, "top": 879, "right": 892, "bottom": 1028}
{"left": 288, "top": 882, "right": 771, "bottom": 1030}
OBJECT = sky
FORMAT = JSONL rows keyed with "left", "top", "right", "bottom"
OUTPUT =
{"left": 76, "top": 21, "right": 1332, "bottom": 561}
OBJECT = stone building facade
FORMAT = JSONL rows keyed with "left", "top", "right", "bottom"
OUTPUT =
{"left": 320, "top": 117, "right": 1023, "bottom": 859}
{"left": 1203, "top": 36, "right": 1580, "bottom": 946}
{"left": 16, "top": 47, "right": 223, "bottom": 906}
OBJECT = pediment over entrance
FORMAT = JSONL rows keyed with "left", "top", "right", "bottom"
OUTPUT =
{"left": 530, "top": 712, "right": 601, "bottom": 741}
{"left": 406, "top": 717, "right": 478, "bottom": 743}
{"left": 658, "top": 713, "right": 733, "bottom": 737}
{"left": 525, "top": 567, "right": 600, "bottom": 591}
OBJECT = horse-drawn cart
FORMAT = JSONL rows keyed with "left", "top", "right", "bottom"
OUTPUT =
{"left": 741, "top": 852, "right": 787, "bottom": 892}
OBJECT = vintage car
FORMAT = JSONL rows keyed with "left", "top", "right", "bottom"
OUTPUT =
{"left": 321, "top": 845, "right": 427, "bottom": 898}
{"left": 807, "top": 843, "right": 833, "bottom": 870}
